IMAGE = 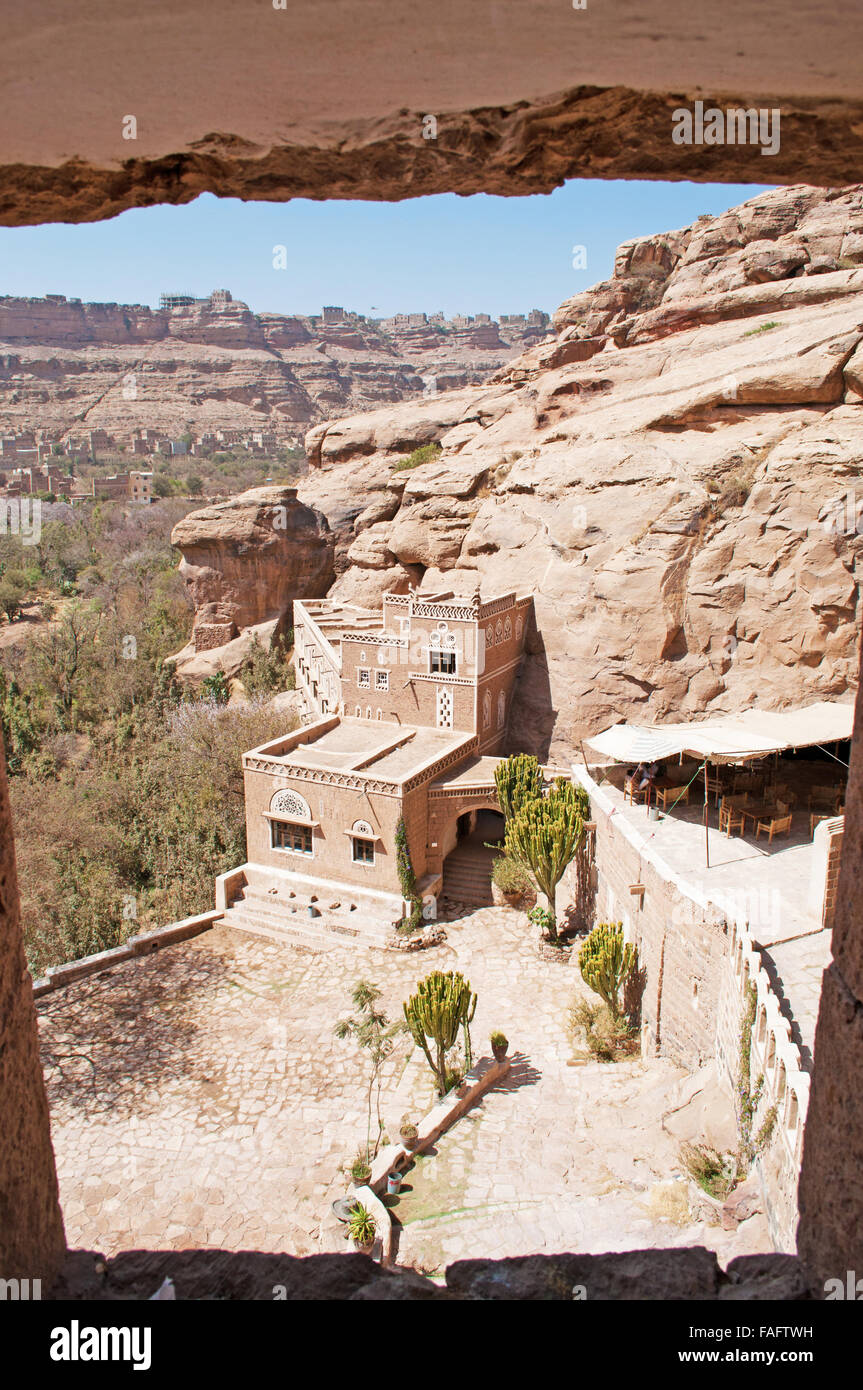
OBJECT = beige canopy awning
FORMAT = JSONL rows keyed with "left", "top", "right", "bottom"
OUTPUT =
{"left": 586, "top": 700, "right": 855, "bottom": 766}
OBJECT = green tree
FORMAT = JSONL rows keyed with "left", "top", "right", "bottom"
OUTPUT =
{"left": 579, "top": 921, "right": 637, "bottom": 1021}
{"left": 0, "top": 572, "right": 26, "bottom": 622}
{"left": 494, "top": 752, "right": 543, "bottom": 823}
{"left": 504, "top": 777, "right": 586, "bottom": 939}
{"left": 186, "top": 474, "right": 204, "bottom": 496}
{"left": 404, "top": 970, "right": 477, "bottom": 1096}
{"left": 335, "top": 980, "right": 405, "bottom": 1163}
{"left": 201, "top": 670, "right": 230, "bottom": 705}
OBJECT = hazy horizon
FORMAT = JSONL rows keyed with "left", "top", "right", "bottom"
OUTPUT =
{"left": 0, "top": 180, "right": 773, "bottom": 321}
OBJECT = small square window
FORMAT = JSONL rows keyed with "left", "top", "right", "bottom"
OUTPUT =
{"left": 375, "top": 669, "right": 389, "bottom": 690}
{"left": 357, "top": 668, "right": 371, "bottom": 688}
{"left": 352, "top": 837, "right": 375, "bottom": 865}
{"left": 429, "top": 650, "right": 456, "bottom": 675}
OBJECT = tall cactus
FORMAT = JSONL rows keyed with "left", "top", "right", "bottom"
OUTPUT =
{"left": 578, "top": 921, "right": 637, "bottom": 1020}
{"left": 494, "top": 753, "right": 543, "bottom": 823}
{"left": 403, "top": 970, "right": 477, "bottom": 1095}
{"left": 504, "top": 777, "right": 584, "bottom": 937}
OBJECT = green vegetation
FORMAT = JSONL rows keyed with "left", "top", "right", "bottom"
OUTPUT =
{"left": 335, "top": 980, "right": 405, "bottom": 1166}
{"left": 390, "top": 442, "right": 443, "bottom": 472}
{"left": 394, "top": 815, "right": 423, "bottom": 932}
{"left": 347, "top": 1202, "right": 377, "bottom": 1247}
{"left": 743, "top": 320, "right": 780, "bottom": 337}
{"left": 570, "top": 998, "right": 638, "bottom": 1063}
{"left": 241, "top": 632, "right": 295, "bottom": 697}
{"left": 491, "top": 854, "right": 532, "bottom": 897}
{"left": 680, "top": 984, "right": 779, "bottom": 1200}
{"left": 0, "top": 501, "right": 297, "bottom": 973}
{"left": 494, "top": 752, "right": 543, "bottom": 822}
{"left": 404, "top": 970, "right": 477, "bottom": 1096}
{"left": 578, "top": 921, "right": 637, "bottom": 1020}
{"left": 504, "top": 777, "right": 587, "bottom": 939}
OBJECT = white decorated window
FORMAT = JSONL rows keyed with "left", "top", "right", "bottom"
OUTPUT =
{"left": 357, "top": 668, "right": 371, "bottom": 688}
{"left": 375, "top": 669, "right": 389, "bottom": 690}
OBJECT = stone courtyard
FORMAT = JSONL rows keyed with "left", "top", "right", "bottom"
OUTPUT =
{"left": 37, "top": 910, "right": 766, "bottom": 1276}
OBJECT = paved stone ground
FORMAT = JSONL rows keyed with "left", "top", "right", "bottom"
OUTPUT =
{"left": 38, "top": 910, "right": 765, "bottom": 1274}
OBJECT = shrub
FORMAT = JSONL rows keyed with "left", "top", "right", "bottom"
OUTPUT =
{"left": 491, "top": 855, "right": 532, "bottom": 895}
{"left": 349, "top": 1151, "right": 372, "bottom": 1185}
{"left": 390, "top": 442, "right": 443, "bottom": 472}
{"left": 679, "top": 1142, "right": 738, "bottom": 1200}
{"left": 570, "top": 998, "right": 638, "bottom": 1063}
{"left": 201, "top": 670, "right": 230, "bottom": 705}
{"left": 241, "top": 633, "right": 294, "bottom": 697}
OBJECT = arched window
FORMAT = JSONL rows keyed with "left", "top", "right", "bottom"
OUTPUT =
{"left": 516, "top": 615, "right": 523, "bottom": 642}
{"left": 497, "top": 691, "right": 506, "bottom": 728}
{"left": 495, "top": 618, "right": 503, "bottom": 645}
{"left": 483, "top": 689, "right": 492, "bottom": 729}
{"left": 504, "top": 615, "right": 512, "bottom": 641}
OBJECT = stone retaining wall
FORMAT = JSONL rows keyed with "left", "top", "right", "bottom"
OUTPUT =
{"left": 31, "top": 912, "right": 222, "bottom": 998}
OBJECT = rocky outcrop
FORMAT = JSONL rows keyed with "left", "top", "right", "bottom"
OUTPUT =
{"left": 170, "top": 486, "right": 334, "bottom": 673}
{"left": 0, "top": 295, "right": 547, "bottom": 440}
{"left": 297, "top": 186, "right": 863, "bottom": 759}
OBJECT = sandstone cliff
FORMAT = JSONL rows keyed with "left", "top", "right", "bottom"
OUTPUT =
{"left": 0, "top": 294, "right": 547, "bottom": 441}
{"left": 169, "top": 486, "right": 334, "bottom": 676}
{"left": 293, "top": 185, "right": 863, "bottom": 759}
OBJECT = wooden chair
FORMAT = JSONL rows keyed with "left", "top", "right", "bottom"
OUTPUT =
{"left": 702, "top": 770, "right": 724, "bottom": 806}
{"left": 755, "top": 810, "right": 792, "bottom": 843}
{"left": 720, "top": 802, "right": 746, "bottom": 836}
{"left": 623, "top": 777, "right": 648, "bottom": 805}
{"left": 656, "top": 783, "right": 690, "bottom": 809}
{"left": 808, "top": 785, "right": 843, "bottom": 815}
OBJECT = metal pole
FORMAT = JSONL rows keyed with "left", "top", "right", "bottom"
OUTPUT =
{"left": 704, "top": 758, "right": 710, "bottom": 869}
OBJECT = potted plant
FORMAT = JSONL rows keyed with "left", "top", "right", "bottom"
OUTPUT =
{"left": 491, "top": 856, "right": 536, "bottom": 909}
{"left": 490, "top": 1030, "right": 509, "bottom": 1062}
{"left": 349, "top": 1150, "right": 372, "bottom": 1187}
{"left": 399, "top": 1122, "right": 418, "bottom": 1151}
{"left": 347, "top": 1201, "right": 377, "bottom": 1255}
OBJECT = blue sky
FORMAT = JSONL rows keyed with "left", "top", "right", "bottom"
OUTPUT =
{"left": 0, "top": 181, "right": 773, "bottom": 318}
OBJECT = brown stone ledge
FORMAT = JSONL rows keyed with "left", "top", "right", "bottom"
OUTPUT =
{"left": 3, "top": 87, "right": 863, "bottom": 227}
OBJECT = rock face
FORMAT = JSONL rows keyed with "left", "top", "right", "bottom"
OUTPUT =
{"left": 296, "top": 185, "right": 863, "bottom": 760}
{"left": 0, "top": 738, "right": 66, "bottom": 1285}
{"left": 170, "top": 486, "right": 334, "bottom": 662}
{"left": 0, "top": 294, "right": 548, "bottom": 441}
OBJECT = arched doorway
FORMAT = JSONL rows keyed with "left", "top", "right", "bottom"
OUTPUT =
{"left": 441, "top": 808, "right": 505, "bottom": 909}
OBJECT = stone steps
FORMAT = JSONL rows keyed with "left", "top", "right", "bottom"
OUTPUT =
{"left": 223, "top": 889, "right": 396, "bottom": 952}
{"left": 241, "top": 887, "right": 395, "bottom": 943}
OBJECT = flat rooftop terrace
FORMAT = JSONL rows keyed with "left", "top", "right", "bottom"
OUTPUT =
{"left": 264, "top": 718, "right": 471, "bottom": 784}
{"left": 578, "top": 766, "right": 833, "bottom": 1066}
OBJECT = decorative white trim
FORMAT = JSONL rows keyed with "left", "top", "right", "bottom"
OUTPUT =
{"left": 269, "top": 788, "right": 313, "bottom": 821}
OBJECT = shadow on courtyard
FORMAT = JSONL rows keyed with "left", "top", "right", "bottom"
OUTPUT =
{"left": 489, "top": 1051, "right": 541, "bottom": 1092}
{"left": 37, "top": 947, "right": 233, "bottom": 1121}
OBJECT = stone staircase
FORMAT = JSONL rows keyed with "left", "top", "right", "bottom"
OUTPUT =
{"left": 441, "top": 842, "right": 497, "bottom": 909}
{"left": 222, "top": 884, "right": 396, "bottom": 952}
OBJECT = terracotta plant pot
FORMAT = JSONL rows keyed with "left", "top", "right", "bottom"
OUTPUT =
{"left": 492, "top": 1043, "right": 508, "bottom": 1063}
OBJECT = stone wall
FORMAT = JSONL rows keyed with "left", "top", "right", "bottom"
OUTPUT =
{"left": 0, "top": 740, "right": 66, "bottom": 1285}
{"left": 572, "top": 767, "right": 729, "bottom": 1069}
{"left": 798, "top": 666, "right": 863, "bottom": 1287}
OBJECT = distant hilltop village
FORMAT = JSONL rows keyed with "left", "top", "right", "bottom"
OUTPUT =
{"left": 0, "top": 290, "right": 551, "bottom": 443}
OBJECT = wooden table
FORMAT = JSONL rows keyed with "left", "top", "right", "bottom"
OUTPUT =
{"left": 740, "top": 802, "right": 780, "bottom": 831}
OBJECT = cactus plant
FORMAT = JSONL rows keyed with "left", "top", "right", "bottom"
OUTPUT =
{"left": 494, "top": 753, "right": 543, "bottom": 823}
{"left": 504, "top": 778, "right": 585, "bottom": 938}
{"left": 403, "top": 970, "right": 477, "bottom": 1096}
{"left": 578, "top": 921, "right": 637, "bottom": 1020}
